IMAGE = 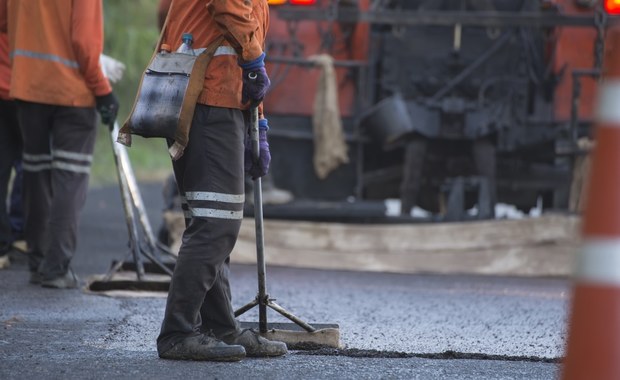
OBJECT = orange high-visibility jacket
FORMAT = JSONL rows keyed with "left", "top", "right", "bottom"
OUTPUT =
{"left": 161, "top": 0, "right": 269, "bottom": 110}
{"left": 0, "top": 0, "right": 111, "bottom": 107}
{"left": 0, "top": 32, "right": 9, "bottom": 100}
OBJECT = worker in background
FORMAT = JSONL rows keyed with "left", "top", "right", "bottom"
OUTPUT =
{"left": 0, "top": 0, "right": 119, "bottom": 288}
{"left": 0, "top": 29, "right": 22, "bottom": 269}
{"left": 155, "top": 0, "right": 287, "bottom": 361}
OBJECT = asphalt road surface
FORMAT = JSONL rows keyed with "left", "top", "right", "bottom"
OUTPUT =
{"left": 0, "top": 183, "right": 568, "bottom": 379}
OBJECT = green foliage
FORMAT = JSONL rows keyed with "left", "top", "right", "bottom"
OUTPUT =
{"left": 91, "top": 0, "right": 172, "bottom": 186}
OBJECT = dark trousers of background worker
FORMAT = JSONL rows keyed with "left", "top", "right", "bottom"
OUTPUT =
{"left": 8, "top": 159, "right": 23, "bottom": 238}
{"left": 400, "top": 137, "right": 427, "bottom": 216}
{"left": 0, "top": 99, "right": 22, "bottom": 252}
{"left": 17, "top": 101, "right": 97, "bottom": 280}
{"left": 157, "top": 105, "right": 245, "bottom": 354}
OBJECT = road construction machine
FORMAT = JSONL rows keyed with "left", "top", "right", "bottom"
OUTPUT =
{"left": 260, "top": 0, "right": 620, "bottom": 222}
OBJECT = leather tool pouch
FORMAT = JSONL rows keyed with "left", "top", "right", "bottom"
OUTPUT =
{"left": 118, "top": 36, "right": 224, "bottom": 160}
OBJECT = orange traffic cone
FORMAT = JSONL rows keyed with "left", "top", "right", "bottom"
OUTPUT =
{"left": 562, "top": 26, "right": 620, "bottom": 380}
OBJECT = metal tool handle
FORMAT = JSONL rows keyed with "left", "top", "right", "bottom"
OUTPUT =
{"left": 250, "top": 107, "right": 269, "bottom": 332}
{"left": 107, "top": 121, "right": 144, "bottom": 280}
{"left": 250, "top": 107, "right": 261, "bottom": 163}
{"left": 235, "top": 109, "right": 317, "bottom": 333}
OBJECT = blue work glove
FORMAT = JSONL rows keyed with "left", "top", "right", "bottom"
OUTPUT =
{"left": 244, "top": 118, "right": 271, "bottom": 180}
{"left": 239, "top": 53, "right": 271, "bottom": 108}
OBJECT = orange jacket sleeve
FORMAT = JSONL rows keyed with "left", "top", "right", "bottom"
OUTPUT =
{"left": 206, "top": 0, "right": 264, "bottom": 62}
{"left": 71, "top": 0, "right": 111, "bottom": 96}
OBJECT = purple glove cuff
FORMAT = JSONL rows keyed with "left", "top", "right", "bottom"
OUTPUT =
{"left": 239, "top": 52, "right": 266, "bottom": 70}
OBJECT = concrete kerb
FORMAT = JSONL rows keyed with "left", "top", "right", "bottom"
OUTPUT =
{"left": 165, "top": 210, "right": 580, "bottom": 278}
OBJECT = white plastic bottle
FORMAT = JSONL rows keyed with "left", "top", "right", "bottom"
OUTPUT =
{"left": 176, "top": 33, "right": 194, "bottom": 55}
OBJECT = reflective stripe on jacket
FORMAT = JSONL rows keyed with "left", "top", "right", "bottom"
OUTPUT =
{"left": 161, "top": 0, "right": 269, "bottom": 110}
{"left": 0, "top": 0, "right": 111, "bottom": 107}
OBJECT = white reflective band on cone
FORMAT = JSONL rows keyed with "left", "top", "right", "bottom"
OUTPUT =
{"left": 577, "top": 239, "right": 620, "bottom": 285}
{"left": 596, "top": 80, "right": 620, "bottom": 125}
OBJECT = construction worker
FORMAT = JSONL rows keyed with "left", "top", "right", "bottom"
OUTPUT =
{"left": 155, "top": 0, "right": 287, "bottom": 361}
{"left": 157, "top": 0, "right": 292, "bottom": 212}
{"left": 0, "top": 29, "right": 21, "bottom": 269}
{"left": 0, "top": 0, "right": 119, "bottom": 288}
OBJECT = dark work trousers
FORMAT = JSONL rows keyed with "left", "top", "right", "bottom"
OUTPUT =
{"left": 9, "top": 158, "right": 24, "bottom": 236}
{"left": 17, "top": 101, "right": 97, "bottom": 280}
{"left": 157, "top": 105, "right": 245, "bottom": 354}
{"left": 0, "top": 99, "right": 21, "bottom": 251}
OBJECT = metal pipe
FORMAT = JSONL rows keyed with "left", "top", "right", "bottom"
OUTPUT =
{"left": 114, "top": 122, "right": 176, "bottom": 259}
{"left": 250, "top": 108, "right": 268, "bottom": 333}
{"left": 268, "top": 301, "right": 317, "bottom": 333}
{"left": 234, "top": 298, "right": 259, "bottom": 317}
{"left": 109, "top": 123, "right": 144, "bottom": 281}
{"left": 453, "top": 23, "right": 462, "bottom": 52}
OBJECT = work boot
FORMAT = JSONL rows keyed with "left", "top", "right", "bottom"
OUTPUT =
{"left": 12, "top": 240, "right": 27, "bottom": 253}
{"left": 245, "top": 173, "right": 294, "bottom": 206}
{"left": 262, "top": 175, "right": 293, "bottom": 205}
{"left": 246, "top": 185, "right": 294, "bottom": 206}
{"left": 222, "top": 329, "right": 288, "bottom": 357}
{"left": 262, "top": 186, "right": 294, "bottom": 205}
{"left": 0, "top": 244, "right": 10, "bottom": 269}
{"left": 159, "top": 334, "right": 246, "bottom": 362}
{"left": 41, "top": 268, "right": 79, "bottom": 289}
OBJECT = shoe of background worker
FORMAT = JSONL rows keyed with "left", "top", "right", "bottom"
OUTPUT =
{"left": 245, "top": 173, "right": 294, "bottom": 206}
{"left": 261, "top": 186, "right": 294, "bottom": 205}
{"left": 12, "top": 240, "right": 27, "bottom": 253}
{"left": 41, "top": 268, "right": 79, "bottom": 289}
{"left": 246, "top": 186, "right": 294, "bottom": 206}
{"left": 261, "top": 175, "right": 294, "bottom": 205}
{"left": 159, "top": 334, "right": 246, "bottom": 362}
{"left": 0, "top": 248, "right": 11, "bottom": 269}
{"left": 222, "top": 329, "right": 288, "bottom": 357}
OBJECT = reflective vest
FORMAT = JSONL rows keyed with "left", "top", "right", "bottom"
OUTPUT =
{"left": 2, "top": 0, "right": 111, "bottom": 107}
